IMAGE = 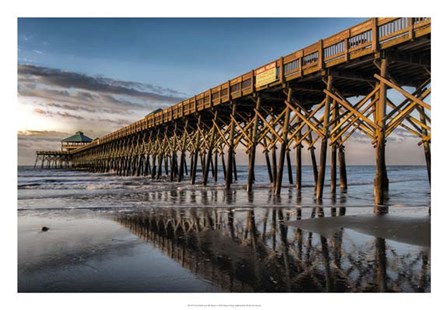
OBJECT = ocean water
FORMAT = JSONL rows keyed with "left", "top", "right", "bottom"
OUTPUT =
{"left": 17, "top": 165, "right": 430, "bottom": 292}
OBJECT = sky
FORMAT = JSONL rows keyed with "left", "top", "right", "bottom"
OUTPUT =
{"left": 17, "top": 17, "right": 428, "bottom": 165}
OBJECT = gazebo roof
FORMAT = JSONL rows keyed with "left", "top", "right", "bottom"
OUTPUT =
{"left": 61, "top": 131, "right": 93, "bottom": 143}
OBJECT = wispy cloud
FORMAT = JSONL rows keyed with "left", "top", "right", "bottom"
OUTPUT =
{"left": 18, "top": 65, "right": 186, "bottom": 103}
{"left": 18, "top": 64, "right": 186, "bottom": 125}
{"left": 33, "top": 108, "right": 85, "bottom": 120}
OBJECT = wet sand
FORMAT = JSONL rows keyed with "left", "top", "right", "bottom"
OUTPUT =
{"left": 18, "top": 210, "right": 220, "bottom": 292}
{"left": 18, "top": 206, "right": 431, "bottom": 293}
{"left": 286, "top": 214, "right": 430, "bottom": 248}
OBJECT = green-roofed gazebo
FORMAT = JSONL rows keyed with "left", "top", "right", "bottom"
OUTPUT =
{"left": 61, "top": 131, "right": 93, "bottom": 151}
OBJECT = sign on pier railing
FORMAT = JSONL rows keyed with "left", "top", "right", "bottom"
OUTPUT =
{"left": 255, "top": 62, "right": 276, "bottom": 87}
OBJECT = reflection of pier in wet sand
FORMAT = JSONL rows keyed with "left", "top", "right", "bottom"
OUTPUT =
{"left": 116, "top": 194, "right": 430, "bottom": 292}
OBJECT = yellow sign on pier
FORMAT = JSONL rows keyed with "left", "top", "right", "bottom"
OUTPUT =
{"left": 255, "top": 62, "right": 277, "bottom": 87}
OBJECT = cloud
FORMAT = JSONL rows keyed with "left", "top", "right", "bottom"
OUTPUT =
{"left": 44, "top": 101, "right": 97, "bottom": 113}
{"left": 18, "top": 64, "right": 183, "bottom": 120}
{"left": 18, "top": 64, "right": 186, "bottom": 103}
{"left": 33, "top": 108, "right": 85, "bottom": 120}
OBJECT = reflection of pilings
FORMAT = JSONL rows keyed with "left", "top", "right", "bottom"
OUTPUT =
{"left": 320, "top": 235, "right": 334, "bottom": 292}
{"left": 375, "top": 237, "right": 387, "bottom": 292}
{"left": 278, "top": 209, "right": 291, "bottom": 292}
{"left": 116, "top": 206, "right": 430, "bottom": 292}
{"left": 418, "top": 253, "right": 430, "bottom": 292}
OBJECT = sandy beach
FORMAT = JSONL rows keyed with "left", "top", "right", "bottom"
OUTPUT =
{"left": 18, "top": 210, "right": 220, "bottom": 292}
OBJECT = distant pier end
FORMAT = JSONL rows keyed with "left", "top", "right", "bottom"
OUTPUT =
{"left": 34, "top": 131, "right": 93, "bottom": 168}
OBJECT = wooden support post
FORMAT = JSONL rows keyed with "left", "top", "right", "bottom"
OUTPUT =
{"left": 204, "top": 111, "right": 218, "bottom": 186}
{"left": 144, "top": 153, "right": 151, "bottom": 176}
{"left": 178, "top": 120, "right": 189, "bottom": 182}
{"left": 190, "top": 153, "right": 194, "bottom": 177}
{"left": 307, "top": 130, "right": 319, "bottom": 187}
{"left": 170, "top": 123, "right": 178, "bottom": 182}
{"left": 221, "top": 153, "right": 227, "bottom": 180}
{"left": 130, "top": 155, "right": 135, "bottom": 176}
{"left": 316, "top": 75, "right": 333, "bottom": 200}
{"left": 286, "top": 150, "right": 293, "bottom": 185}
{"left": 296, "top": 123, "right": 303, "bottom": 190}
{"left": 122, "top": 156, "right": 127, "bottom": 176}
{"left": 200, "top": 153, "right": 205, "bottom": 179}
{"left": 247, "top": 96, "right": 261, "bottom": 192}
{"left": 170, "top": 152, "right": 176, "bottom": 182}
{"left": 34, "top": 154, "right": 39, "bottom": 169}
{"left": 178, "top": 151, "right": 185, "bottom": 181}
{"left": 338, "top": 145, "right": 348, "bottom": 192}
{"left": 275, "top": 88, "right": 292, "bottom": 195}
{"left": 296, "top": 144, "right": 302, "bottom": 190}
{"left": 232, "top": 153, "right": 238, "bottom": 181}
{"left": 191, "top": 115, "right": 202, "bottom": 185}
{"left": 210, "top": 155, "right": 215, "bottom": 178}
{"left": 184, "top": 156, "right": 188, "bottom": 175}
{"left": 214, "top": 152, "right": 218, "bottom": 182}
{"left": 119, "top": 157, "right": 124, "bottom": 175}
{"left": 418, "top": 106, "right": 431, "bottom": 184}
{"left": 137, "top": 154, "right": 143, "bottom": 176}
{"left": 226, "top": 102, "right": 236, "bottom": 190}
{"left": 374, "top": 57, "right": 388, "bottom": 210}
{"left": 330, "top": 143, "right": 337, "bottom": 194}
{"left": 164, "top": 154, "right": 169, "bottom": 175}
{"left": 265, "top": 148, "right": 273, "bottom": 183}
{"left": 151, "top": 153, "right": 157, "bottom": 179}
{"left": 330, "top": 99, "right": 338, "bottom": 194}
{"left": 272, "top": 145, "right": 277, "bottom": 188}
{"left": 127, "top": 156, "right": 132, "bottom": 176}
{"left": 124, "top": 156, "right": 130, "bottom": 176}
{"left": 134, "top": 155, "right": 140, "bottom": 176}
{"left": 116, "top": 157, "right": 121, "bottom": 175}
{"left": 157, "top": 153, "right": 163, "bottom": 179}
{"left": 173, "top": 153, "right": 179, "bottom": 177}
{"left": 126, "top": 155, "right": 133, "bottom": 175}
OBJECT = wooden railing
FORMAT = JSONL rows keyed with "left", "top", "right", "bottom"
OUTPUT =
{"left": 73, "top": 17, "right": 431, "bottom": 151}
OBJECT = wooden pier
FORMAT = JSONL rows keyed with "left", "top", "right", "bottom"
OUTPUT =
{"left": 34, "top": 131, "right": 92, "bottom": 169}
{"left": 34, "top": 150, "right": 71, "bottom": 169}
{"left": 48, "top": 18, "right": 430, "bottom": 208}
